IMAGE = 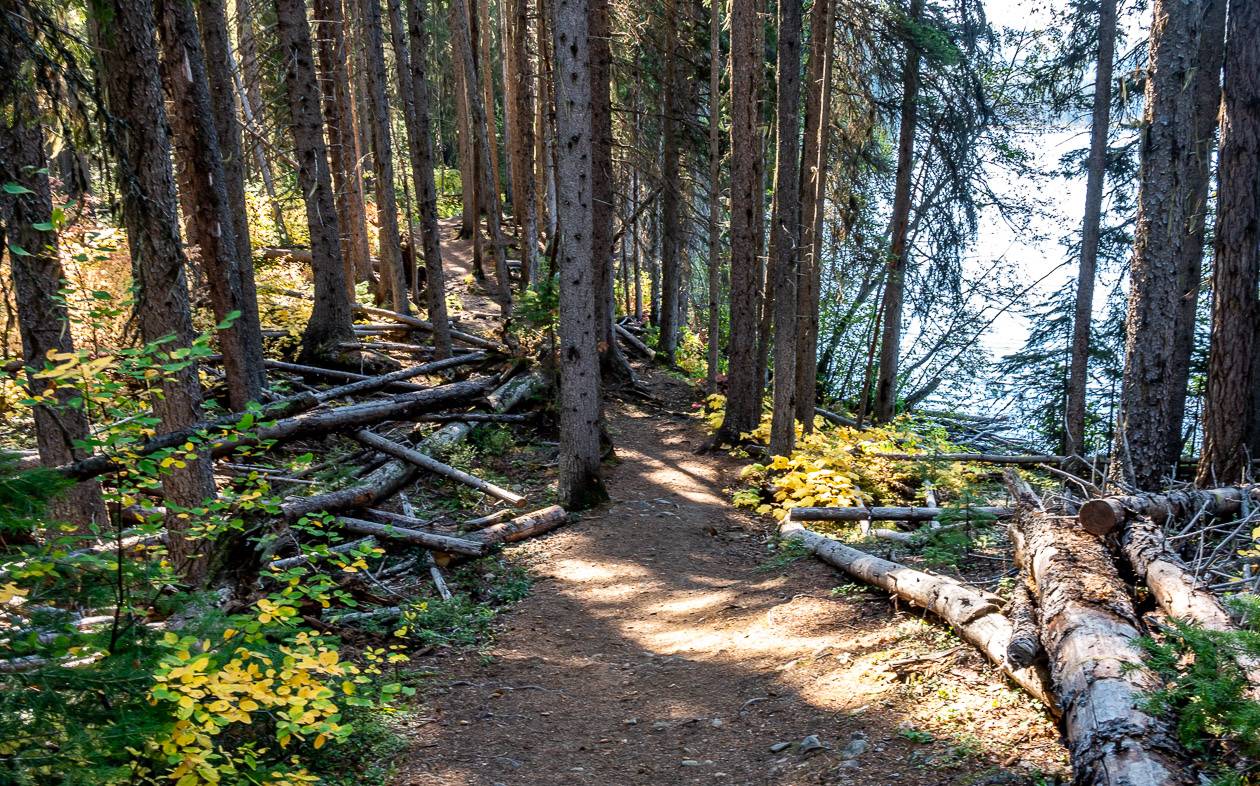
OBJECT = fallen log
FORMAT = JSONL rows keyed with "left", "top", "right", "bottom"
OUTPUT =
{"left": 428, "top": 371, "right": 547, "bottom": 453}
{"left": 259, "top": 359, "right": 424, "bottom": 390}
{"left": 57, "top": 392, "right": 320, "bottom": 481}
{"left": 614, "top": 323, "right": 655, "bottom": 360}
{"left": 814, "top": 407, "right": 858, "bottom": 428}
{"left": 1119, "top": 515, "right": 1260, "bottom": 693}
{"left": 412, "top": 413, "right": 529, "bottom": 424}
{"left": 473, "top": 505, "right": 568, "bottom": 546}
{"left": 336, "top": 516, "right": 485, "bottom": 556}
{"left": 311, "top": 352, "right": 488, "bottom": 403}
{"left": 872, "top": 452, "right": 1067, "bottom": 465}
{"left": 1077, "top": 486, "right": 1255, "bottom": 537}
{"left": 353, "top": 303, "right": 502, "bottom": 351}
{"left": 1004, "top": 581, "right": 1040, "bottom": 669}
{"left": 788, "top": 505, "right": 1010, "bottom": 523}
{"left": 268, "top": 536, "right": 378, "bottom": 571}
{"left": 352, "top": 430, "right": 526, "bottom": 507}
{"left": 1009, "top": 506, "right": 1195, "bottom": 785}
{"left": 778, "top": 520, "right": 1056, "bottom": 710}
{"left": 461, "top": 509, "right": 514, "bottom": 530}
{"left": 280, "top": 372, "right": 543, "bottom": 521}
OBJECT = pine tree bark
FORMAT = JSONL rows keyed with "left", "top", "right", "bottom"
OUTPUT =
{"left": 93, "top": 0, "right": 218, "bottom": 577}
{"left": 873, "top": 0, "right": 922, "bottom": 424}
{"left": 197, "top": 0, "right": 266, "bottom": 351}
{"left": 657, "top": 0, "right": 683, "bottom": 362}
{"left": 1197, "top": 0, "right": 1259, "bottom": 486}
{"left": 159, "top": 0, "right": 266, "bottom": 410}
{"left": 551, "top": 0, "right": 608, "bottom": 509}
{"left": 314, "top": 0, "right": 374, "bottom": 292}
{"left": 793, "top": 0, "right": 834, "bottom": 429}
{"left": 589, "top": 0, "right": 631, "bottom": 379}
{"left": 360, "top": 0, "right": 411, "bottom": 314}
{"left": 454, "top": 44, "right": 479, "bottom": 240}
{"left": 274, "top": 0, "right": 357, "bottom": 361}
{"left": 535, "top": 0, "right": 558, "bottom": 241}
{"left": 714, "top": 0, "right": 763, "bottom": 444}
{"left": 1064, "top": 0, "right": 1116, "bottom": 465}
{"left": 1165, "top": 0, "right": 1226, "bottom": 465}
{"left": 768, "top": 0, "right": 803, "bottom": 457}
{"left": 1113, "top": 0, "right": 1211, "bottom": 490}
{"left": 705, "top": 0, "right": 723, "bottom": 394}
{"left": 450, "top": 0, "right": 513, "bottom": 308}
{"left": 406, "top": 0, "right": 454, "bottom": 358}
{"left": 0, "top": 83, "right": 108, "bottom": 529}
{"left": 505, "top": 0, "right": 538, "bottom": 286}
{"left": 477, "top": 0, "right": 502, "bottom": 210}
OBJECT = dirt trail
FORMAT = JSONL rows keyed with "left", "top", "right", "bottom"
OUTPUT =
{"left": 391, "top": 370, "right": 1067, "bottom": 785}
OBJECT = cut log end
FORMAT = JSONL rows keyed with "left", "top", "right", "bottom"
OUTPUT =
{"left": 1078, "top": 498, "right": 1127, "bottom": 536}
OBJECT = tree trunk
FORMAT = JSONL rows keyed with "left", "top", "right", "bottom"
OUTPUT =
{"left": 1197, "top": 0, "right": 1259, "bottom": 486}
{"left": 589, "top": 0, "right": 631, "bottom": 380}
{"left": 780, "top": 521, "right": 1055, "bottom": 709}
{"left": 873, "top": 0, "right": 922, "bottom": 424}
{"left": 197, "top": 0, "right": 267, "bottom": 381}
{"left": 450, "top": 0, "right": 513, "bottom": 308}
{"left": 1009, "top": 508, "right": 1195, "bottom": 785}
{"left": 454, "top": 43, "right": 479, "bottom": 240}
{"left": 714, "top": 0, "right": 763, "bottom": 445}
{"left": 657, "top": 0, "right": 683, "bottom": 362}
{"left": 1064, "top": 0, "right": 1117, "bottom": 465}
{"left": 505, "top": 0, "right": 537, "bottom": 287}
{"left": 793, "top": 0, "right": 834, "bottom": 429}
{"left": 359, "top": 0, "right": 410, "bottom": 314}
{"left": 159, "top": 0, "right": 266, "bottom": 410}
{"left": 705, "top": 0, "right": 723, "bottom": 393}
{"left": 234, "top": 0, "right": 291, "bottom": 243}
{"left": 274, "top": 0, "right": 357, "bottom": 361}
{"left": 1113, "top": 0, "right": 1216, "bottom": 489}
{"left": 405, "top": 0, "right": 455, "bottom": 357}
{"left": 0, "top": 84, "right": 108, "bottom": 529}
{"left": 551, "top": 0, "right": 608, "bottom": 509}
{"left": 314, "top": 0, "right": 374, "bottom": 293}
{"left": 94, "top": 0, "right": 218, "bottom": 578}
{"left": 768, "top": 0, "right": 803, "bottom": 457}
{"left": 1166, "top": 0, "right": 1227, "bottom": 465}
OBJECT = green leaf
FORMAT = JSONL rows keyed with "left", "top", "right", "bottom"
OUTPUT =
{"left": 32, "top": 222, "right": 54, "bottom": 232}
{"left": 7, "top": 244, "right": 31, "bottom": 257}
{"left": 2, "top": 182, "right": 33, "bottom": 195}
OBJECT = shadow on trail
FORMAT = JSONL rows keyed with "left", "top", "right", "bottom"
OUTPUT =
{"left": 392, "top": 376, "right": 1066, "bottom": 786}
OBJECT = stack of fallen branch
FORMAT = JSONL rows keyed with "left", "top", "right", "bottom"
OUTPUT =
{"left": 782, "top": 474, "right": 1260, "bottom": 784}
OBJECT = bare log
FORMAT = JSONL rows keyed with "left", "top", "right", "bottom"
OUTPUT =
{"left": 788, "top": 505, "right": 1010, "bottom": 523}
{"left": 1078, "top": 486, "right": 1254, "bottom": 536}
{"left": 352, "top": 430, "right": 526, "bottom": 506}
{"left": 873, "top": 452, "right": 1067, "bottom": 465}
{"left": 778, "top": 520, "right": 1056, "bottom": 709}
{"left": 473, "top": 505, "right": 568, "bottom": 546}
{"left": 461, "top": 509, "right": 515, "bottom": 530}
{"left": 352, "top": 302, "right": 503, "bottom": 351}
{"left": 815, "top": 407, "right": 858, "bottom": 428}
{"left": 262, "top": 358, "right": 426, "bottom": 390}
{"left": 413, "top": 413, "right": 529, "bottom": 424}
{"left": 1009, "top": 506, "right": 1195, "bottom": 785}
{"left": 1004, "top": 580, "right": 1041, "bottom": 669}
{"left": 336, "top": 515, "right": 485, "bottom": 556}
{"left": 280, "top": 372, "right": 541, "bottom": 520}
{"left": 312, "top": 352, "right": 488, "bottom": 403}
{"left": 269, "top": 536, "right": 378, "bottom": 570}
{"left": 614, "top": 323, "right": 655, "bottom": 359}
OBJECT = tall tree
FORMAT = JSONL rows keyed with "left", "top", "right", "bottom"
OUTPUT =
{"left": 590, "top": 0, "right": 631, "bottom": 379}
{"left": 158, "top": 0, "right": 266, "bottom": 410}
{"left": 873, "top": 0, "right": 923, "bottom": 423}
{"left": 1112, "top": 0, "right": 1208, "bottom": 489}
{"left": 713, "top": 0, "right": 763, "bottom": 445}
{"left": 0, "top": 73, "right": 107, "bottom": 529}
{"left": 1165, "top": 0, "right": 1226, "bottom": 463}
{"left": 505, "top": 0, "right": 538, "bottom": 286}
{"left": 314, "top": 0, "right": 374, "bottom": 291}
{"left": 705, "top": 0, "right": 724, "bottom": 393}
{"left": 406, "top": 0, "right": 454, "bottom": 357}
{"left": 1197, "top": 0, "right": 1259, "bottom": 485}
{"left": 274, "top": 0, "right": 356, "bottom": 360}
{"left": 656, "top": 0, "right": 683, "bottom": 362}
{"left": 551, "top": 0, "right": 608, "bottom": 507}
{"left": 93, "top": 0, "right": 218, "bottom": 577}
{"left": 793, "top": 0, "right": 834, "bottom": 428}
{"left": 360, "top": 0, "right": 411, "bottom": 315}
{"left": 768, "top": 0, "right": 804, "bottom": 456}
{"left": 234, "top": 0, "right": 291, "bottom": 243}
{"left": 450, "top": 0, "right": 513, "bottom": 307}
{"left": 1064, "top": 0, "right": 1117, "bottom": 465}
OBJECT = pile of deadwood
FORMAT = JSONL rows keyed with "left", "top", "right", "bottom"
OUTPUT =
{"left": 781, "top": 466, "right": 1260, "bottom": 785}
{"left": 52, "top": 301, "right": 570, "bottom": 623}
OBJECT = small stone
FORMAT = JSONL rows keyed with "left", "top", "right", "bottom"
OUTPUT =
{"left": 840, "top": 734, "right": 869, "bottom": 760}
{"left": 623, "top": 718, "right": 639, "bottom": 725}
{"left": 799, "top": 735, "right": 828, "bottom": 755}
{"left": 652, "top": 721, "right": 671, "bottom": 731}
{"left": 710, "top": 718, "right": 724, "bottom": 728}
{"left": 681, "top": 759, "right": 702, "bottom": 767}
{"left": 769, "top": 741, "right": 792, "bottom": 753}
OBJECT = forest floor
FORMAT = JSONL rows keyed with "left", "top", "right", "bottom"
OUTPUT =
{"left": 378, "top": 218, "right": 1069, "bottom": 785}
